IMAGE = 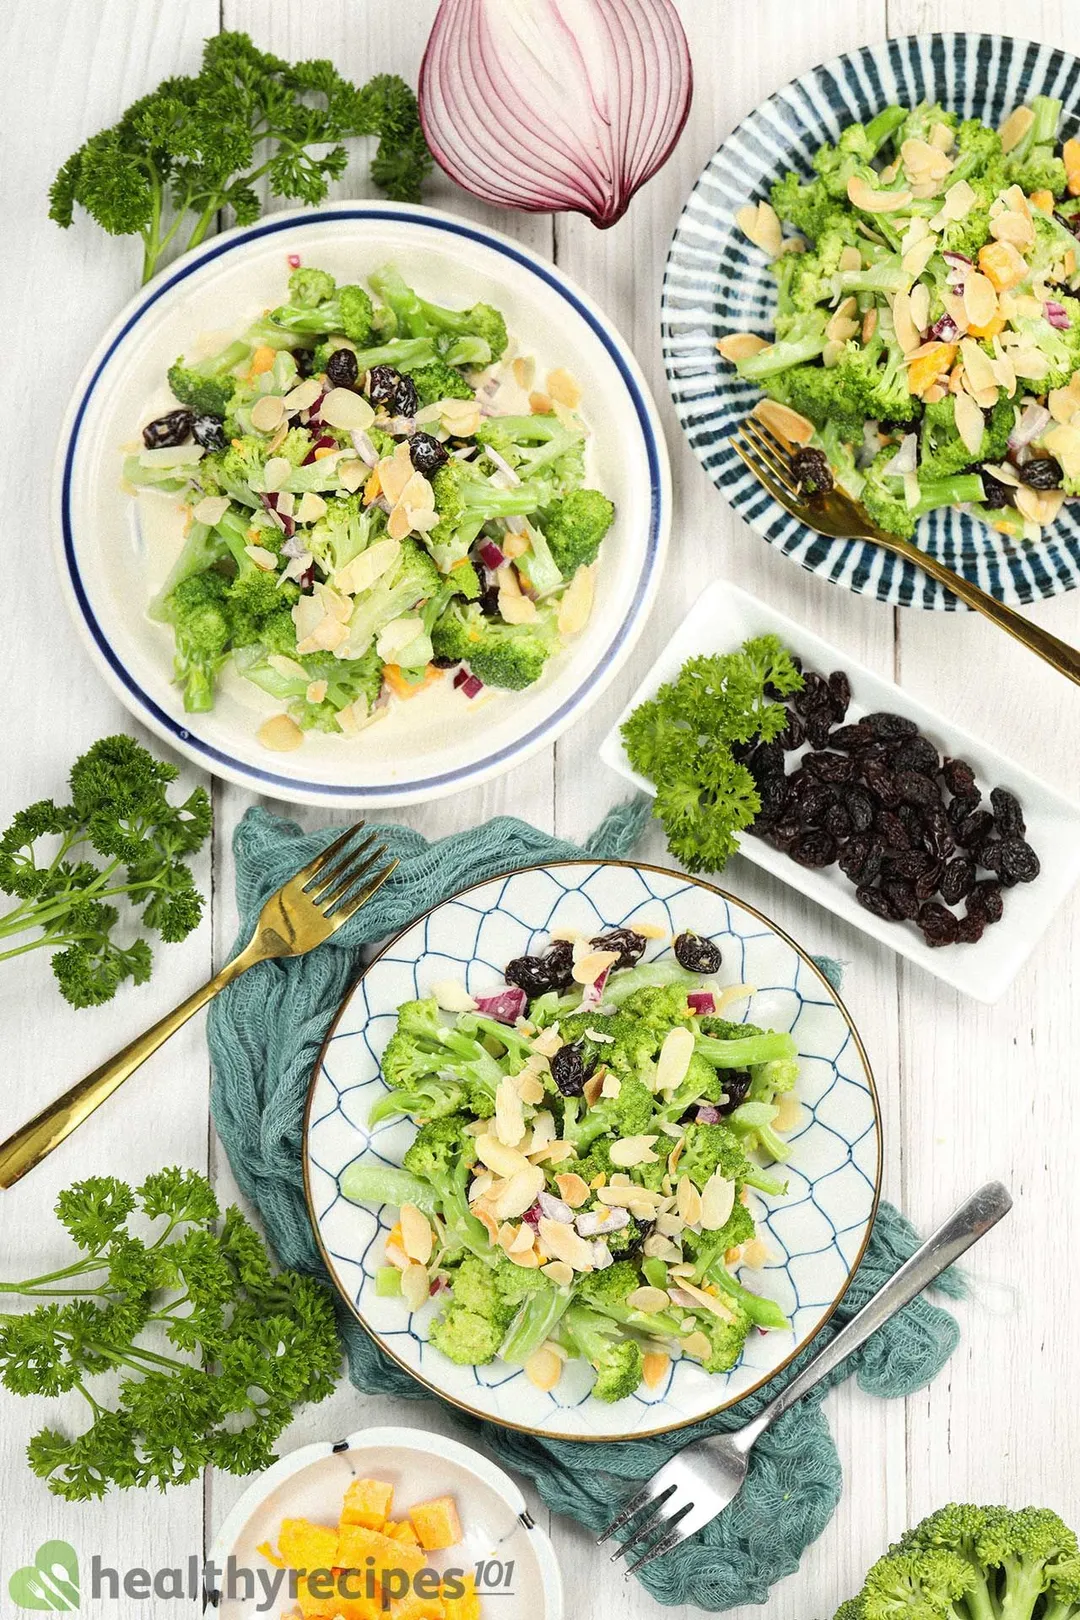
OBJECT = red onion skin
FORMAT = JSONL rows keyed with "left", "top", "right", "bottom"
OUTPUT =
{"left": 461, "top": 674, "right": 484, "bottom": 698}
{"left": 688, "top": 990, "right": 717, "bottom": 1015}
{"left": 927, "top": 313, "right": 960, "bottom": 344}
{"left": 452, "top": 666, "right": 470, "bottom": 690}
{"left": 695, "top": 1104, "right": 723, "bottom": 1123}
{"left": 1045, "top": 301, "right": 1072, "bottom": 330}
{"left": 419, "top": 0, "right": 693, "bottom": 228}
{"left": 474, "top": 987, "right": 528, "bottom": 1024}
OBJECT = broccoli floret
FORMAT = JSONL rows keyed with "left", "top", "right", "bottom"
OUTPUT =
{"left": 699, "top": 1017, "right": 764, "bottom": 1041}
{"left": 862, "top": 448, "right": 985, "bottom": 540}
{"left": 860, "top": 1545, "right": 979, "bottom": 1620}
{"left": 369, "top": 1028, "right": 468, "bottom": 1124}
{"left": 686, "top": 1295, "right": 754, "bottom": 1373}
{"left": 474, "top": 414, "right": 587, "bottom": 499}
{"left": 167, "top": 339, "right": 251, "bottom": 418}
{"left": 920, "top": 394, "right": 1015, "bottom": 480}
{"left": 370, "top": 264, "right": 509, "bottom": 364}
{"left": 540, "top": 489, "right": 615, "bottom": 575}
{"left": 412, "top": 358, "right": 475, "bottom": 407}
{"left": 269, "top": 281, "right": 376, "bottom": 346}
{"left": 306, "top": 493, "right": 380, "bottom": 575}
{"left": 770, "top": 171, "right": 844, "bottom": 242}
{"left": 617, "top": 983, "right": 693, "bottom": 1030}
{"left": 560, "top": 1071, "right": 656, "bottom": 1154}
{"left": 401, "top": 1114, "right": 493, "bottom": 1263}
{"left": 897, "top": 104, "right": 958, "bottom": 148}
{"left": 682, "top": 1200, "right": 757, "bottom": 1283}
{"left": 676, "top": 1120, "right": 786, "bottom": 1199}
{"left": 448, "top": 1255, "right": 515, "bottom": 1327}
{"left": 160, "top": 569, "right": 231, "bottom": 712}
{"left": 429, "top": 1305, "right": 504, "bottom": 1366}
{"left": 1001, "top": 96, "right": 1065, "bottom": 198}
{"left": 338, "top": 537, "right": 442, "bottom": 659}
{"left": 380, "top": 997, "right": 522, "bottom": 1121}
{"left": 431, "top": 598, "right": 559, "bottom": 691}
{"left": 559, "top": 1308, "right": 644, "bottom": 1403}
{"left": 810, "top": 110, "right": 907, "bottom": 202}
{"left": 287, "top": 266, "right": 336, "bottom": 307}
{"left": 735, "top": 311, "right": 829, "bottom": 380}
{"left": 429, "top": 456, "right": 565, "bottom": 569}
{"left": 1013, "top": 303, "right": 1080, "bottom": 390}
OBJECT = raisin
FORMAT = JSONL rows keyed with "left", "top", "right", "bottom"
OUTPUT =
{"left": 990, "top": 786, "right": 1026, "bottom": 839}
{"left": 897, "top": 770, "right": 939, "bottom": 810}
{"left": 942, "top": 758, "right": 977, "bottom": 797}
{"left": 756, "top": 773, "right": 791, "bottom": 823}
{"left": 430, "top": 656, "right": 459, "bottom": 670}
{"left": 977, "top": 839, "right": 1004, "bottom": 874}
{"left": 768, "top": 816, "right": 802, "bottom": 850}
{"left": 830, "top": 722, "right": 874, "bottom": 751}
{"left": 968, "top": 882, "right": 1004, "bottom": 923}
{"left": 620, "top": 1217, "right": 654, "bottom": 1260}
{"left": 366, "top": 364, "right": 404, "bottom": 408}
{"left": 884, "top": 878, "right": 919, "bottom": 919}
{"left": 790, "top": 828, "right": 838, "bottom": 867}
{"left": 790, "top": 446, "right": 834, "bottom": 495}
{"left": 192, "top": 414, "right": 227, "bottom": 450}
{"left": 948, "top": 791, "right": 982, "bottom": 829}
{"left": 883, "top": 849, "right": 934, "bottom": 879}
{"left": 293, "top": 348, "right": 316, "bottom": 378}
{"left": 672, "top": 932, "right": 723, "bottom": 974}
{"left": 777, "top": 710, "right": 806, "bottom": 751}
{"left": 998, "top": 837, "right": 1040, "bottom": 883}
{"left": 846, "top": 788, "right": 875, "bottom": 833}
{"left": 551, "top": 1043, "right": 589, "bottom": 1097}
{"left": 142, "top": 408, "right": 193, "bottom": 449}
{"left": 793, "top": 672, "right": 831, "bottom": 716}
{"left": 478, "top": 583, "right": 501, "bottom": 617}
{"left": 921, "top": 802, "right": 954, "bottom": 861}
{"left": 593, "top": 929, "right": 648, "bottom": 969}
{"left": 957, "top": 809, "right": 995, "bottom": 848}
{"left": 504, "top": 941, "right": 575, "bottom": 998}
{"left": 915, "top": 864, "right": 944, "bottom": 903}
{"left": 796, "top": 785, "right": 836, "bottom": 826}
{"left": 325, "top": 347, "right": 359, "bottom": 388}
{"left": 717, "top": 1071, "right": 752, "bottom": 1114}
{"left": 890, "top": 736, "right": 940, "bottom": 776}
{"left": 806, "top": 709, "right": 834, "bottom": 748}
{"left": 748, "top": 740, "right": 786, "bottom": 782}
{"left": 940, "top": 857, "right": 976, "bottom": 905}
{"left": 863, "top": 761, "right": 901, "bottom": 807}
{"left": 980, "top": 472, "right": 1011, "bottom": 509}
{"left": 875, "top": 809, "right": 910, "bottom": 849}
{"left": 865, "top": 711, "right": 918, "bottom": 740}
{"left": 804, "top": 751, "right": 854, "bottom": 784}
{"left": 840, "top": 835, "right": 881, "bottom": 885}
{"left": 393, "top": 374, "right": 419, "bottom": 417}
{"left": 408, "top": 431, "right": 449, "bottom": 475}
{"left": 856, "top": 884, "right": 896, "bottom": 919}
{"left": 1020, "top": 455, "right": 1063, "bottom": 489}
{"left": 827, "top": 670, "right": 852, "bottom": 719}
{"left": 956, "top": 913, "right": 986, "bottom": 943}
{"left": 825, "top": 802, "right": 853, "bottom": 840}
{"left": 919, "top": 901, "right": 960, "bottom": 947}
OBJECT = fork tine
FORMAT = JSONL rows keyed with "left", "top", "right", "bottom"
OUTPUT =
{"left": 308, "top": 833, "right": 381, "bottom": 901}
{"left": 741, "top": 421, "right": 801, "bottom": 496}
{"left": 730, "top": 437, "right": 802, "bottom": 515}
{"left": 597, "top": 1480, "right": 676, "bottom": 1546}
{"left": 323, "top": 848, "right": 395, "bottom": 913}
{"left": 624, "top": 1511, "right": 696, "bottom": 1578}
{"left": 748, "top": 412, "right": 801, "bottom": 466}
{"left": 333, "top": 857, "right": 398, "bottom": 920}
{"left": 298, "top": 822, "right": 368, "bottom": 885}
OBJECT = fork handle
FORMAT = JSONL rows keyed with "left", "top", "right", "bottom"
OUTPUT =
{"left": 736, "top": 1181, "right": 1012, "bottom": 1449}
{"left": 0, "top": 942, "right": 263, "bottom": 1191}
{"left": 881, "top": 538, "right": 1080, "bottom": 685}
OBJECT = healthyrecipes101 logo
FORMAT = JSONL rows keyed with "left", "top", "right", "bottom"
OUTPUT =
{"left": 8, "top": 1542, "right": 80, "bottom": 1611}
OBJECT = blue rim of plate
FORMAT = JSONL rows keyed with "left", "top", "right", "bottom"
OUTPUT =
{"left": 55, "top": 203, "right": 668, "bottom": 802}
{"left": 661, "top": 33, "right": 1080, "bottom": 610}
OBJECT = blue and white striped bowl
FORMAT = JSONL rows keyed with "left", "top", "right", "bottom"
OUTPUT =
{"left": 662, "top": 34, "right": 1080, "bottom": 609}
{"left": 304, "top": 861, "right": 881, "bottom": 1442}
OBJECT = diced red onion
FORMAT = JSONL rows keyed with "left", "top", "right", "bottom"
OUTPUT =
{"left": 351, "top": 429, "right": 381, "bottom": 468}
{"left": 296, "top": 563, "right": 315, "bottom": 593}
{"left": 695, "top": 1104, "right": 723, "bottom": 1123}
{"left": 688, "top": 990, "right": 716, "bottom": 1015}
{"left": 419, "top": 0, "right": 693, "bottom": 229}
{"left": 461, "top": 674, "right": 484, "bottom": 699}
{"left": 1009, "top": 402, "right": 1052, "bottom": 452}
{"left": 927, "top": 312, "right": 960, "bottom": 344}
{"left": 478, "top": 539, "right": 506, "bottom": 570}
{"left": 258, "top": 493, "right": 286, "bottom": 532}
{"left": 580, "top": 965, "right": 611, "bottom": 1009}
{"left": 287, "top": 252, "right": 302, "bottom": 269}
{"left": 302, "top": 435, "right": 336, "bottom": 465}
{"left": 429, "top": 1274, "right": 447, "bottom": 1294}
{"left": 1046, "top": 301, "right": 1072, "bottom": 330}
{"left": 452, "top": 666, "right": 470, "bottom": 688}
{"left": 474, "top": 986, "right": 528, "bottom": 1024}
{"left": 522, "top": 1201, "right": 543, "bottom": 1227}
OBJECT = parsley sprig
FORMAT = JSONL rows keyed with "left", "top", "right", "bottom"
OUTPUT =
{"left": 622, "top": 634, "right": 804, "bottom": 871}
{"left": 49, "top": 32, "right": 432, "bottom": 283}
{"left": 0, "top": 735, "right": 211, "bottom": 1007}
{"left": 0, "top": 1169, "right": 340, "bottom": 1501}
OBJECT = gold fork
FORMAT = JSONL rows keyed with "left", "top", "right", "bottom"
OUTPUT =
{"left": 731, "top": 417, "right": 1080, "bottom": 687}
{"left": 0, "top": 824, "right": 397, "bottom": 1190}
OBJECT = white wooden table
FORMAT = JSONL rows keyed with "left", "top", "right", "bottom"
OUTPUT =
{"left": 4, "top": 3, "right": 1078, "bottom": 1615}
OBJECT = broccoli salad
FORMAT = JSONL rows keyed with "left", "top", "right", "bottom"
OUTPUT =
{"left": 124, "top": 262, "right": 615, "bottom": 749}
{"left": 342, "top": 925, "right": 800, "bottom": 1404}
{"left": 723, "top": 98, "right": 1080, "bottom": 543}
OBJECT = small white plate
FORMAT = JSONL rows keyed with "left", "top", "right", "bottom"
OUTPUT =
{"left": 600, "top": 581, "right": 1080, "bottom": 1001}
{"left": 305, "top": 860, "right": 880, "bottom": 1442}
{"left": 53, "top": 202, "right": 670, "bottom": 807}
{"left": 207, "top": 1425, "right": 562, "bottom": 1619}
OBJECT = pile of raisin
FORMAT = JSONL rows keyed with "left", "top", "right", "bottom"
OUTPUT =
{"left": 746, "top": 663, "right": 1039, "bottom": 948}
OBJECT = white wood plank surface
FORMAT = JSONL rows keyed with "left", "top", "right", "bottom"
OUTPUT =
{"left": 1, "top": 4, "right": 1076, "bottom": 1618}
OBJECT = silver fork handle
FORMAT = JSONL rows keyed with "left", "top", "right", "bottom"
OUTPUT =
{"left": 736, "top": 1181, "right": 1012, "bottom": 1449}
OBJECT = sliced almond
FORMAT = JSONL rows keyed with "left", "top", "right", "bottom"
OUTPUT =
{"left": 752, "top": 397, "right": 815, "bottom": 446}
{"left": 257, "top": 713, "right": 303, "bottom": 752}
{"left": 892, "top": 290, "right": 920, "bottom": 354}
{"left": 283, "top": 376, "right": 324, "bottom": 414}
{"left": 554, "top": 1172, "right": 590, "bottom": 1209}
{"left": 643, "top": 1232, "right": 682, "bottom": 1262}
{"left": 908, "top": 281, "right": 931, "bottom": 335}
{"left": 861, "top": 307, "right": 879, "bottom": 344}
{"left": 609, "top": 1134, "right": 660, "bottom": 1168}
{"left": 531, "top": 1138, "right": 575, "bottom": 1165}
{"left": 334, "top": 536, "right": 401, "bottom": 597}
{"left": 847, "top": 174, "right": 912, "bottom": 213}
{"left": 538, "top": 1216, "right": 595, "bottom": 1271}
{"left": 399, "top": 1203, "right": 434, "bottom": 1265}
{"left": 933, "top": 178, "right": 976, "bottom": 226}
{"left": 468, "top": 1170, "right": 495, "bottom": 1203}
{"left": 600, "top": 1073, "right": 622, "bottom": 1099}
{"left": 743, "top": 1237, "right": 771, "bottom": 1269}
{"left": 320, "top": 387, "right": 375, "bottom": 432}
{"left": 524, "top": 1345, "right": 563, "bottom": 1391}
{"left": 953, "top": 389, "right": 987, "bottom": 456}
{"left": 680, "top": 1331, "right": 712, "bottom": 1361}
{"left": 541, "top": 1259, "right": 574, "bottom": 1288}
{"left": 507, "top": 1244, "right": 541, "bottom": 1269}
{"left": 999, "top": 104, "right": 1034, "bottom": 154}
{"left": 192, "top": 494, "right": 230, "bottom": 526}
{"left": 517, "top": 1070, "right": 546, "bottom": 1107}
{"left": 1015, "top": 483, "right": 1066, "bottom": 525}
{"left": 716, "top": 332, "right": 771, "bottom": 362}
{"left": 571, "top": 948, "right": 619, "bottom": 985}
{"left": 250, "top": 394, "right": 286, "bottom": 432}
{"left": 700, "top": 1172, "right": 737, "bottom": 1231}
{"left": 532, "top": 1026, "right": 565, "bottom": 1058}
{"left": 839, "top": 245, "right": 863, "bottom": 272}
{"left": 990, "top": 209, "right": 1035, "bottom": 251}
{"left": 676, "top": 1176, "right": 703, "bottom": 1225}
{"left": 735, "top": 200, "right": 783, "bottom": 256}
{"left": 902, "top": 235, "right": 937, "bottom": 279}
{"left": 400, "top": 1263, "right": 430, "bottom": 1312}
{"left": 495, "top": 1074, "right": 527, "bottom": 1147}
{"left": 963, "top": 272, "right": 999, "bottom": 329}
{"left": 627, "top": 1286, "right": 671, "bottom": 1316}
{"left": 546, "top": 367, "right": 582, "bottom": 408}
{"left": 670, "top": 1279, "right": 740, "bottom": 1323}
{"left": 822, "top": 339, "right": 845, "bottom": 370}
{"left": 930, "top": 121, "right": 956, "bottom": 153}
{"left": 773, "top": 1094, "right": 803, "bottom": 1133}
{"left": 1009, "top": 346, "right": 1051, "bottom": 382}
{"left": 655, "top": 1026, "right": 695, "bottom": 1095}
{"left": 597, "top": 1184, "right": 663, "bottom": 1210}
{"left": 557, "top": 563, "right": 596, "bottom": 637}
{"left": 244, "top": 543, "right": 279, "bottom": 571}
{"left": 490, "top": 1164, "right": 546, "bottom": 1222}
{"left": 475, "top": 1132, "right": 532, "bottom": 1178}
{"left": 776, "top": 234, "right": 807, "bottom": 256}
{"left": 431, "top": 978, "right": 477, "bottom": 1013}
{"left": 960, "top": 338, "right": 1000, "bottom": 397}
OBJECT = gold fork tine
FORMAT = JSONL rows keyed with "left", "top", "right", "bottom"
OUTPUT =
{"left": 740, "top": 421, "right": 801, "bottom": 497}
{"left": 308, "top": 832, "right": 381, "bottom": 902}
{"left": 298, "top": 821, "right": 368, "bottom": 885}
{"left": 747, "top": 413, "right": 801, "bottom": 467}
{"left": 333, "top": 857, "right": 399, "bottom": 922}
{"left": 731, "top": 435, "right": 804, "bottom": 516}
{"left": 317, "top": 844, "right": 390, "bottom": 912}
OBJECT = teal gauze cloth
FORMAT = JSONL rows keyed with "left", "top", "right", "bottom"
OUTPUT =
{"left": 208, "top": 803, "right": 962, "bottom": 1612}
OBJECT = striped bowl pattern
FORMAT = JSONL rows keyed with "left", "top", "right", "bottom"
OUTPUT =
{"left": 304, "top": 861, "right": 881, "bottom": 1442}
{"left": 662, "top": 33, "right": 1080, "bottom": 609}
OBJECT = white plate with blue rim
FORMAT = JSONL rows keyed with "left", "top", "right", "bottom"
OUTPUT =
{"left": 662, "top": 33, "right": 1080, "bottom": 609}
{"left": 53, "top": 201, "right": 670, "bottom": 806}
{"left": 207, "top": 1425, "right": 562, "bottom": 1619}
{"left": 303, "top": 860, "right": 881, "bottom": 1443}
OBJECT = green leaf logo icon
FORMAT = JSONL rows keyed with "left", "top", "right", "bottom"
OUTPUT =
{"left": 8, "top": 1542, "right": 80, "bottom": 1611}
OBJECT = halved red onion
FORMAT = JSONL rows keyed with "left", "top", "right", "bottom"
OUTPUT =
{"left": 419, "top": 0, "right": 693, "bottom": 229}
{"left": 302, "top": 434, "right": 336, "bottom": 466}
{"left": 1045, "top": 300, "right": 1072, "bottom": 330}
{"left": 687, "top": 990, "right": 716, "bottom": 1015}
{"left": 695, "top": 1104, "right": 723, "bottom": 1124}
{"left": 580, "top": 965, "right": 611, "bottom": 1009}
{"left": 474, "top": 985, "right": 528, "bottom": 1024}
{"left": 927, "top": 312, "right": 960, "bottom": 344}
{"left": 1009, "top": 402, "right": 1052, "bottom": 452}
{"left": 478, "top": 538, "right": 506, "bottom": 570}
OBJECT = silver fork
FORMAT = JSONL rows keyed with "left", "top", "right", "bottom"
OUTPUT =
{"left": 598, "top": 1180, "right": 1012, "bottom": 1575}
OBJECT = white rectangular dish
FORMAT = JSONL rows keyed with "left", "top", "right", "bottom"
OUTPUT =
{"left": 600, "top": 581, "right": 1080, "bottom": 1001}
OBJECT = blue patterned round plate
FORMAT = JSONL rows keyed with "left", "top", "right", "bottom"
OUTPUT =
{"left": 304, "top": 861, "right": 881, "bottom": 1441}
{"left": 662, "top": 34, "right": 1080, "bottom": 608}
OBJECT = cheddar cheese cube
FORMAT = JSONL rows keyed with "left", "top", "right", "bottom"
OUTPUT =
{"left": 408, "top": 1496, "right": 462, "bottom": 1552}
{"left": 341, "top": 1476, "right": 395, "bottom": 1531}
{"left": 278, "top": 1519, "right": 339, "bottom": 1574}
{"left": 336, "top": 1522, "right": 427, "bottom": 1582}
